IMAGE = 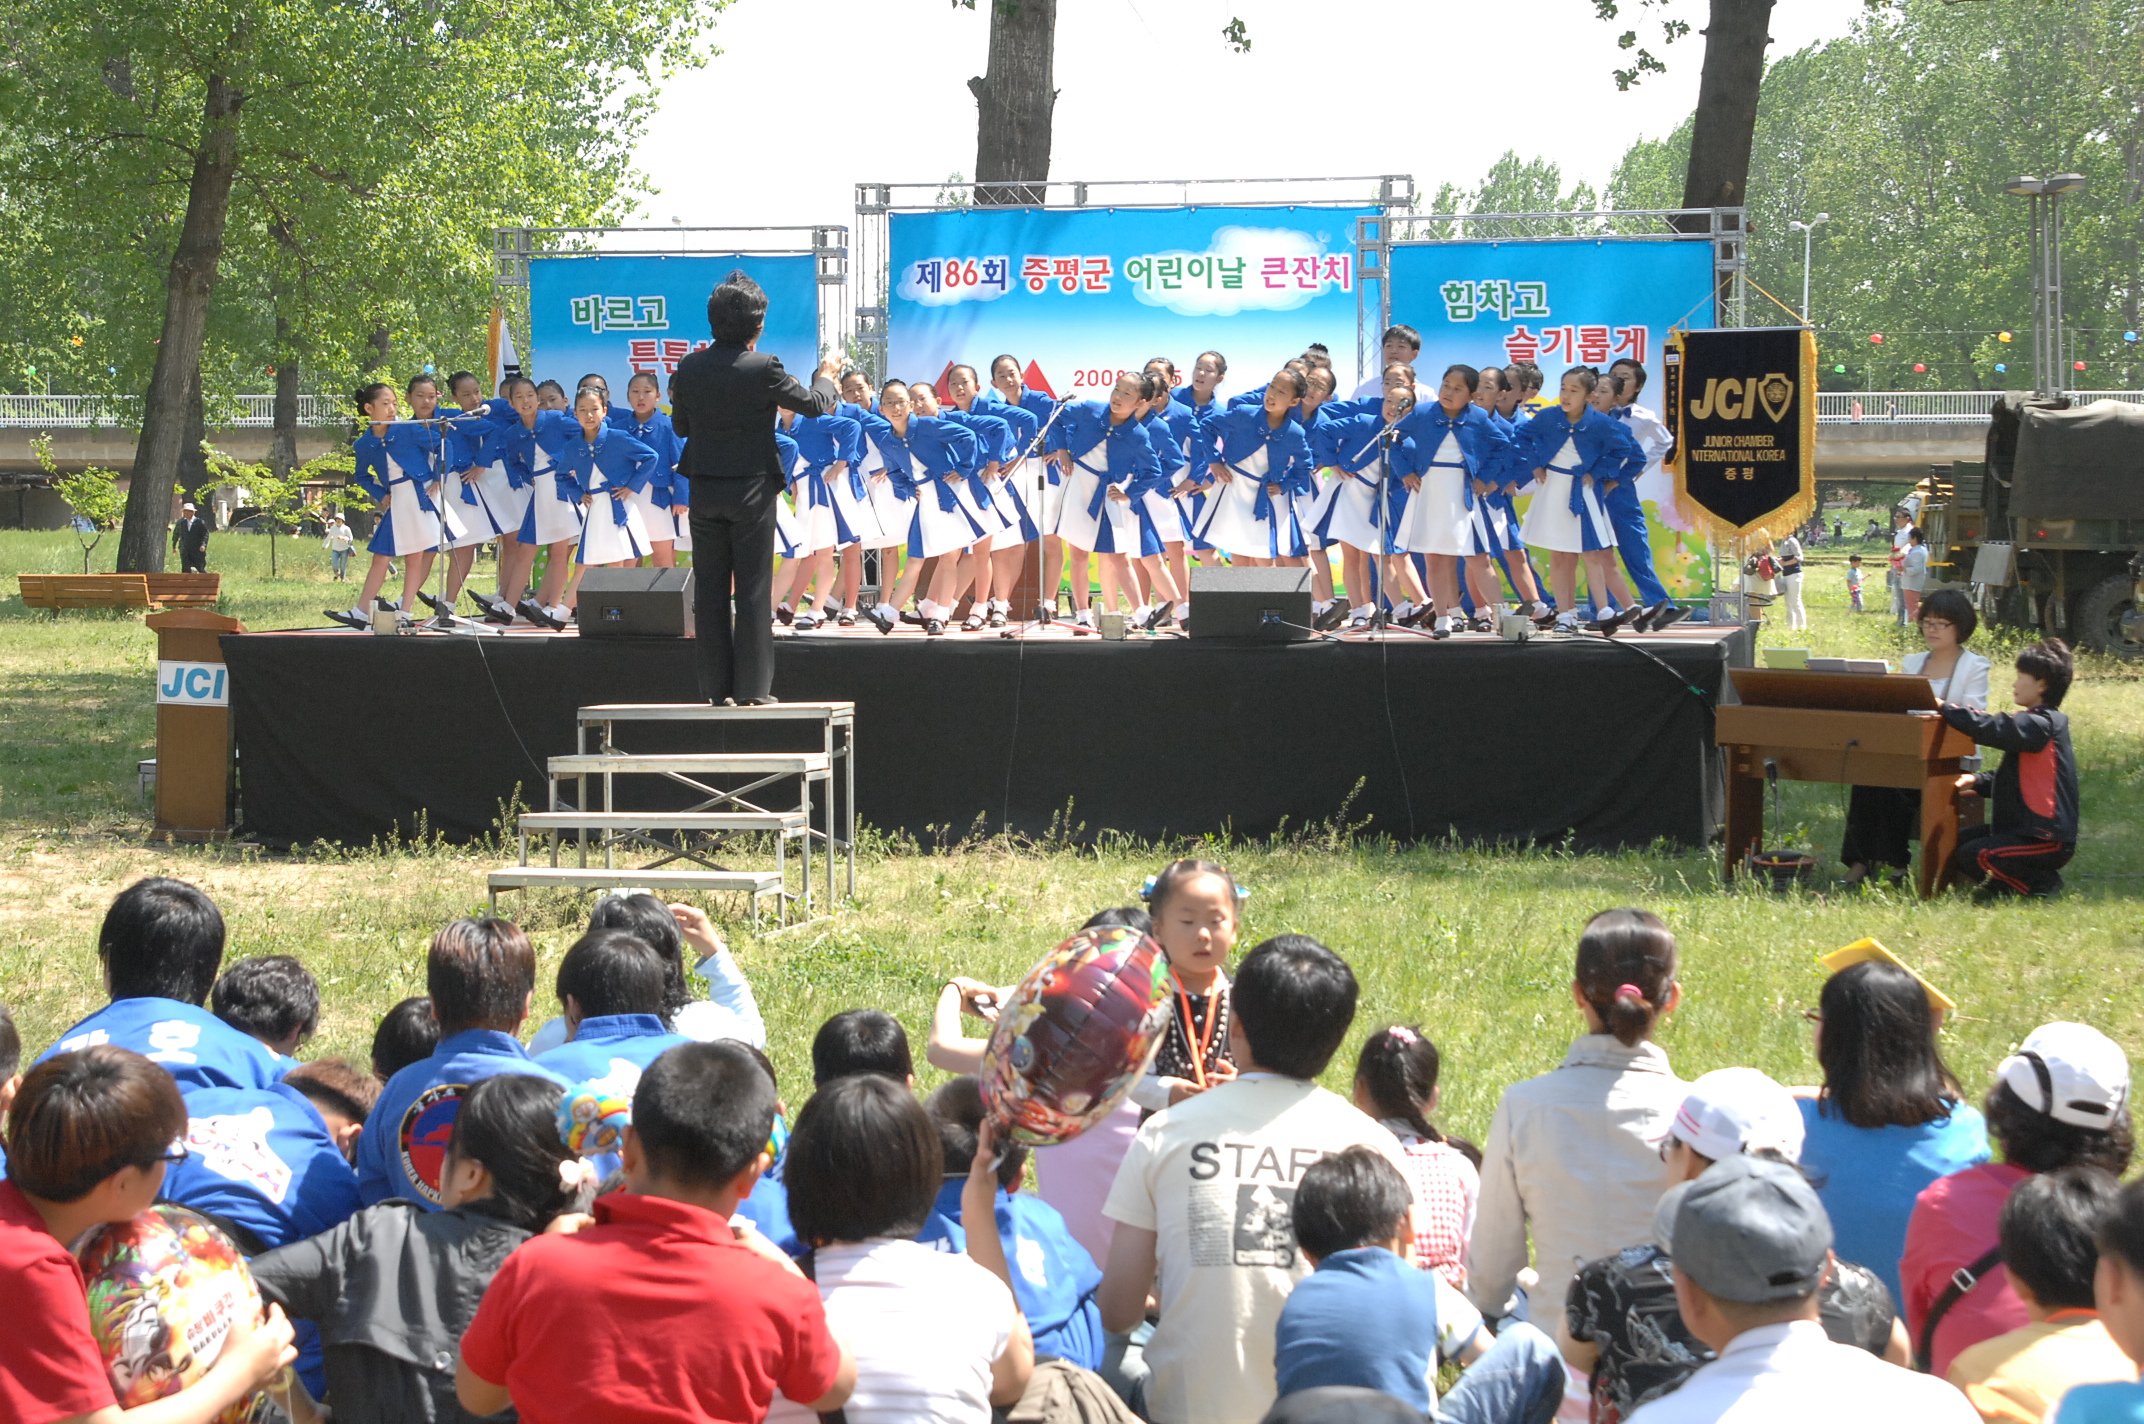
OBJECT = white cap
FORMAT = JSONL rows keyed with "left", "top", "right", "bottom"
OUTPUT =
{"left": 1669, "top": 1067, "right": 1806, "bottom": 1165}
{"left": 1999, "top": 1023, "right": 2131, "bottom": 1130}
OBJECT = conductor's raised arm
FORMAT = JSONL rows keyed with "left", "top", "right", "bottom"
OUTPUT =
{"left": 769, "top": 350, "right": 844, "bottom": 419}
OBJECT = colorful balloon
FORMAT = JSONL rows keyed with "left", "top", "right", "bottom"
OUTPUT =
{"left": 979, "top": 925, "right": 1176, "bottom": 1146}
{"left": 75, "top": 1204, "right": 274, "bottom": 1424}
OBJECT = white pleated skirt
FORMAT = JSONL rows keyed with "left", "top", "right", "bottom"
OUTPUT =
{"left": 375, "top": 474, "right": 466, "bottom": 557}
{"left": 1395, "top": 467, "right": 1479, "bottom": 556}
{"left": 578, "top": 496, "right": 651, "bottom": 565}
{"left": 443, "top": 470, "right": 508, "bottom": 549}
{"left": 1520, "top": 470, "right": 1615, "bottom": 554}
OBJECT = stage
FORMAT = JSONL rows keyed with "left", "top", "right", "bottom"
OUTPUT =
{"left": 220, "top": 621, "right": 1750, "bottom": 851}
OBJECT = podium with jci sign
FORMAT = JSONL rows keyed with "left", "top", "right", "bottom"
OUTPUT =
{"left": 147, "top": 609, "right": 244, "bottom": 840}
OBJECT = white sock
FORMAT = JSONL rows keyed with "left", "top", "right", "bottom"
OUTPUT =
{"left": 1312, "top": 599, "right": 1333, "bottom": 615}
{"left": 874, "top": 601, "right": 898, "bottom": 617}
{"left": 1175, "top": 600, "right": 1191, "bottom": 616}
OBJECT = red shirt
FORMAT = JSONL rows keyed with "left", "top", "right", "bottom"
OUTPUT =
{"left": 0, "top": 1180, "right": 118, "bottom": 1424}
{"left": 461, "top": 1190, "right": 842, "bottom": 1424}
{"left": 1902, "top": 1161, "right": 2031, "bottom": 1377}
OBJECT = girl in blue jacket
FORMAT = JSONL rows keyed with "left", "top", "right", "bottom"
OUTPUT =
{"left": 1393, "top": 364, "right": 1518, "bottom": 637}
{"left": 859, "top": 380, "right": 987, "bottom": 635}
{"left": 1046, "top": 373, "right": 1166, "bottom": 632}
{"left": 1513, "top": 367, "right": 1647, "bottom": 632}
{"left": 485, "top": 376, "right": 585, "bottom": 627}
{"left": 616, "top": 371, "right": 685, "bottom": 567}
{"left": 561, "top": 386, "right": 661, "bottom": 569}
{"left": 1193, "top": 369, "right": 1316, "bottom": 564}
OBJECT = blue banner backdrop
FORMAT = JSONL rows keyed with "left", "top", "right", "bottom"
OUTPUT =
{"left": 526, "top": 254, "right": 820, "bottom": 399}
{"left": 1388, "top": 238, "right": 1719, "bottom": 598}
{"left": 887, "top": 206, "right": 1375, "bottom": 401}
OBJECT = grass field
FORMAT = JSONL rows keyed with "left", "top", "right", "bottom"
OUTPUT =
{"left": 2, "top": 525, "right": 2139, "bottom": 1140}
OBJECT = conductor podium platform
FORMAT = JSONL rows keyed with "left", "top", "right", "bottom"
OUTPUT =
{"left": 219, "top": 622, "right": 1750, "bottom": 853}
{"left": 1717, "top": 668, "right": 1979, "bottom": 898}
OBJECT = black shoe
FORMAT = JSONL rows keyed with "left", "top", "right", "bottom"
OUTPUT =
{"left": 745, "top": 694, "right": 780, "bottom": 706}
{"left": 962, "top": 613, "right": 985, "bottom": 632}
{"left": 518, "top": 598, "right": 566, "bottom": 631}
{"left": 416, "top": 590, "right": 451, "bottom": 615}
{"left": 868, "top": 606, "right": 897, "bottom": 635}
{"left": 1593, "top": 606, "right": 1639, "bottom": 636}
{"left": 324, "top": 608, "right": 369, "bottom": 630}
{"left": 987, "top": 605, "right": 1008, "bottom": 628}
{"left": 925, "top": 618, "right": 946, "bottom": 637}
{"left": 1313, "top": 603, "right": 1346, "bottom": 631}
{"left": 1035, "top": 604, "right": 1055, "bottom": 625}
{"left": 1646, "top": 601, "right": 1689, "bottom": 632}
{"left": 1144, "top": 605, "right": 1176, "bottom": 631}
{"left": 479, "top": 599, "right": 516, "bottom": 626}
{"left": 898, "top": 608, "right": 926, "bottom": 626}
{"left": 775, "top": 604, "right": 795, "bottom": 626}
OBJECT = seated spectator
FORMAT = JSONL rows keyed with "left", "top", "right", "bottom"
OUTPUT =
{"left": 355, "top": 919, "right": 568, "bottom": 1207}
{"left": 1906, "top": 1022, "right": 2134, "bottom": 1376}
{"left": 282, "top": 1057, "right": 378, "bottom": 1162}
{"left": 2052, "top": 1177, "right": 2144, "bottom": 1423}
{"left": 1470, "top": 908, "right": 1688, "bottom": 1338}
{"left": 1, "top": 1045, "right": 296, "bottom": 1424}
{"left": 38, "top": 877, "right": 283, "bottom": 1093}
{"left": 733, "top": 1043, "right": 802, "bottom": 1256}
{"left": 1797, "top": 958, "right": 1991, "bottom": 1308}
{"left": 927, "top": 906, "right": 1153, "bottom": 1269}
{"left": 255, "top": 1074, "right": 585, "bottom": 1424}
{"left": 1568, "top": 1068, "right": 1905, "bottom": 1423}
{"left": 457, "top": 1041, "right": 856, "bottom": 1421}
{"left": 0, "top": 1001, "right": 19, "bottom": 1176}
{"left": 1276, "top": 1145, "right": 1568, "bottom": 1424}
{"left": 1623, "top": 1156, "right": 1976, "bottom": 1423}
{"left": 526, "top": 895, "right": 765, "bottom": 1053}
{"left": 370, "top": 995, "right": 438, "bottom": 1082}
{"left": 532, "top": 929, "right": 693, "bottom": 1084}
{"left": 813, "top": 1007, "right": 914, "bottom": 1087}
{"left": 1353, "top": 1024, "right": 1480, "bottom": 1287}
{"left": 211, "top": 954, "right": 322, "bottom": 1064}
{"left": 1099, "top": 934, "right": 1416, "bottom": 1424}
{"left": 769, "top": 1073, "right": 1032, "bottom": 1423}
{"left": 920, "top": 1074, "right": 1105, "bottom": 1370}
{"left": 160, "top": 1075, "right": 363, "bottom": 1255}
{"left": 1950, "top": 1167, "right": 2135, "bottom": 1422}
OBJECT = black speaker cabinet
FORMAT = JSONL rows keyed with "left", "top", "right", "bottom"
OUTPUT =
{"left": 575, "top": 567, "right": 695, "bottom": 638}
{"left": 1188, "top": 566, "right": 1314, "bottom": 641}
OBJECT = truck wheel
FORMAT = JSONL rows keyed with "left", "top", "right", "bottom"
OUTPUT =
{"left": 2074, "top": 574, "right": 2144, "bottom": 659}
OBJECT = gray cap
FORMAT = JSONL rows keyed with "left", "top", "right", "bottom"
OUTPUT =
{"left": 1671, "top": 1154, "right": 1833, "bottom": 1303}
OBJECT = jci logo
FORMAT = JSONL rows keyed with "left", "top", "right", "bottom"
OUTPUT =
{"left": 158, "top": 661, "right": 228, "bottom": 707}
{"left": 1688, "top": 373, "right": 1795, "bottom": 423}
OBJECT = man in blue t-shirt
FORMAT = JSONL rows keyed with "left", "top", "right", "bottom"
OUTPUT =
{"left": 37, "top": 878, "right": 283, "bottom": 1095}
{"left": 356, "top": 918, "right": 567, "bottom": 1206}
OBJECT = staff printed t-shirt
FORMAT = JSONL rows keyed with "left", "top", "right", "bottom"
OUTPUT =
{"left": 1102, "top": 1072, "right": 1414, "bottom": 1424}
{"left": 38, "top": 996, "right": 286, "bottom": 1094}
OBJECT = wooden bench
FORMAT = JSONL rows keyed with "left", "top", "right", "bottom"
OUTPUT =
{"left": 17, "top": 572, "right": 221, "bottom": 612}
{"left": 145, "top": 573, "right": 222, "bottom": 607}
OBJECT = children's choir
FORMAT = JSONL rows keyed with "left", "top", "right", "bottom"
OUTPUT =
{"left": 327, "top": 328, "right": 1690, "bottom": 638}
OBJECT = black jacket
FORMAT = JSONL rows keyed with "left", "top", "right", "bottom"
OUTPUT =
{"left": 251, "top": 1199, "right": 529, "bottom": 1423}
{"left": 669, "top": 343, "right": 836, "bottom": 485}
{"left": 1940, "top": 701, "right": 2079, "bottom": 842}
{"left": 172, "top": 516, "right": 210, "bottom": 556}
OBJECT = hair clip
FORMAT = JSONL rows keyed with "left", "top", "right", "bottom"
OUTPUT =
{"left": 1140, "top": 874, "right": 1158, "bottom": 901}
{"left": 1613, "top": 983, "right": 1647, "bottom": 1002}
{"left": 1386, "top": 1025, "right": 1418, "bottom": 1046}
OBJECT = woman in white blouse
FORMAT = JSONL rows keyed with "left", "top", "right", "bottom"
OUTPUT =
{"left": 1840, "top": 588, "right": 1990, "bottom": 886}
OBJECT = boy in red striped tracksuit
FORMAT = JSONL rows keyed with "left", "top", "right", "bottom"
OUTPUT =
{"left": 1939, "top": 638, "right": 2080, "bottom": 900}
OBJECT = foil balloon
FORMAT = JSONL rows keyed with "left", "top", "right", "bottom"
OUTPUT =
{"left": 75, "top": 1204, "right": 275, "bottom": 1424}
{"left": 557, "top": 1079, "right": 634, "bottom": 1158}
{"left": 980, "top": 924, "right": 1175, "bottom": 1147}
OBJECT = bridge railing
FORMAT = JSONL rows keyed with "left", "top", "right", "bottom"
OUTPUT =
{"left": 0, "top": 393, "right": 346, "bottom": 429}
{"left": 1815, "top": 390, "right": 2144, "bottom": 424}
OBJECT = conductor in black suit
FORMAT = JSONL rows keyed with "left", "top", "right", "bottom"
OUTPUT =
{"left": 670, "top": 270, "right": 844, "bottom": 704}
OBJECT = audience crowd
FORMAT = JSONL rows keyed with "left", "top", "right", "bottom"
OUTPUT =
{"left": 0, "top": 869, "right": 2137, "bottom": 1424}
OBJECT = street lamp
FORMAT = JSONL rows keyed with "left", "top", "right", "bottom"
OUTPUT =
{"left": 2003, "top": 173, "right": 2088, "bottom": 396}
{"left": 1787, "top": 213, "right": 1830, "bottom": 323}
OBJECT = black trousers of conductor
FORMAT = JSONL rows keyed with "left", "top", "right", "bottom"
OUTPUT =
{"left": 688, "top": 475, "right": 778, "bottom": 703}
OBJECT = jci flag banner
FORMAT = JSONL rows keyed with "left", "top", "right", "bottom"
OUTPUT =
{"left": 1666, "top": 326, "right": 1818, "bottom": 539}
{"left": 527, "top": 254, "right": 819, "bottom": 399}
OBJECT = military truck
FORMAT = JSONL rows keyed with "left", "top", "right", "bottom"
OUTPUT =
{"left": 1913, "top": 394, "right": 2144, "bottom": 659}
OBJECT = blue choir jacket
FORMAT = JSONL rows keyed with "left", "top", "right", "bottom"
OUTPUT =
{"left": 1204, "top": 406, "right": 1316, "bottom": 525}
{"left": 557, "top": 425, "right": 661, "bottom": 528}
{"left": 1394, "top": 402, "right": 1520, "bottom": 508}
{"left": 480, "top": 410, "right": 581, "bottom": 503}
{"left": 40, "top": 997, "right": 286, "bottom": 1095}
{"left": 1048, "top": 401, "right": 1162, "bottom": 517}
{"left": 786, "top": 412, "right": 866, "bottom": 502}
{"left": 613, "top": 409, "right": 683, "bottom": 507}
{"left": 1510, "top": 405, "right": 1646, "bottom": 516}
{"left": 1143, "top": 402, "right": 1204, "bottom": 491}
{"left": 862, "top": 414, "right": 981, "bottom": 511}
{"left": 355, "top": 1029, "right": 569, "bottom": 1208}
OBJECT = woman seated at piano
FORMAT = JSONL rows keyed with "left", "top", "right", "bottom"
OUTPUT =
{"left": 1839, "top": 587, "right": 1991, "bottom": 889}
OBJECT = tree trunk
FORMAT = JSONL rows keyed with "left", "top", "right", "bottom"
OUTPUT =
{"left": 177, "top": 370, "right": 208, "bottom": 501}
{"left": 1678, "top": 0, "right": 1773, "bottom": 228}
{"left": 270, "top": 316, "right": 300, "bottom": 482}
{"left": 968, "top": 0, "right": 1058, "bottom": 206}
{"left": 116, "top": 73, "right": 244, "bottom": 573}
{"left": 365, "top": 326, "right": 392, "bottom": 373}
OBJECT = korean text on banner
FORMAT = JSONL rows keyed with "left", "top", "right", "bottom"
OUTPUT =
{"left": 887, "top": 205, "right": 1374, "bottom": 401}
{"left": 527, "top": 254, "right": 819, "bottom": 400}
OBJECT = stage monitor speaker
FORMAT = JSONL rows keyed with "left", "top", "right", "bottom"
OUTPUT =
{"left": 1188, "top": 567, "right": 1313, "bottom": 641}
{"left": 574, "top": 567, "right": 695, "bottom": 638}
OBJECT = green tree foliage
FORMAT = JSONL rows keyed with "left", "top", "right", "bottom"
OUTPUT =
{"left": 0, "top": 0, "right": 726, "bottom": 571}
{"left": 36, "top": 435, "right": 126, "bottom": 574}
{"left": 1604, "top": 0, "right": 2143, "bottom": 388}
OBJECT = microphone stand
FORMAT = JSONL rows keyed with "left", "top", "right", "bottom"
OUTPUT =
{"left": 1003, "top": 395, "right": 1078, "bottom": 641}
{"left": 1346, "top": 408, "right": 1412, "bottom": 638}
